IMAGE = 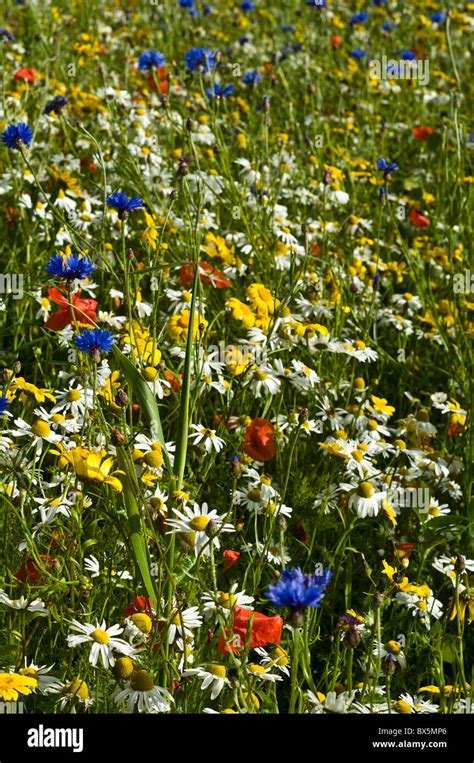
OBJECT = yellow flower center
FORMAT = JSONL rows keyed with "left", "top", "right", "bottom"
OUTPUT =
{"left": 90, "top": 629, "right": 110, "bottom": 645}
{"left": 218, "top": 592, "right": 237, "bottom": 608}
{"left": 130, "top": 613, "right": 152, "bottom": 634}
{"left": 142, "top": 366, "right": 158, "bottom": 381}
{"left": 21, "top": 667, "right": 38, "bottom": 679}
{"left": 357, "top": 482, "right": 375, "bottom": 498}
{"left": 130, "top": 670, "right": 154, "bottom": 692}
{"left": 394, "top": 439, "right": 406, "bottom": 449}
{"left": 112, "top": 657, "right": 134, "bottom": 681}
{"left": 270, "top": 647, "right": 289, "bottom": 666}
{"left": 143, "top": 449, "right": 163, "bottom": 469}
{"left": 190, "top": 515, "right": 210, "bottom": 531}
{"left": 395, "top": 700, "right": 412, "bottom": 714}
{"left": 207, "top": 665, "right": 226, "bottom": 678}
{"left": 249, "top": 664, "right": 266, "bottom": 676}
{"left": 63, "top": 678, "right": 89, "bottom": 700}
{"left": 31, "top": 420, "right": 51, "bottom": 438}
{"left": 384, "top": 640, "right": 401, "bottom": 655}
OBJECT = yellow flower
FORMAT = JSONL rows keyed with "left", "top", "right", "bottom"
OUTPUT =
{"left": 369, "top": 395, "right": 395, "bottom": 417}
{"left": 224, "top": 346, "right": 248, "bottom": 376}
{"left": 121, "top": 322, "right": 161, "bottom": 366}
{"left": 51, "top": 444, "right": 125, "bottom": 492}
{"left": 202, "top": 232, "right": 236, "bottom": 266}
{"left": 382, "top": 500, "right": 397, "bottom": 527}
{"left": 0, "top": 673, "right": 37, "bottom": 701}
{"left": 98, "top": 370, "right": 121, "bottom": 409}
{"left": 48, "top": 165, "right": 82, "bottom": 196}
{"left": 450, "top": 595, "right": 474, "bottom": 624}
{"left": 10, "top": 377, "right": 56, "bottom": 404}
{"left": 167, "top": 310, "right": 208, "bottom": 343}
{"left": 142, "top": 210, "right": 158, "bottom": 250}
{"left": 226, "top": 298, "right": 256, "bottom": 329}
{"left": 247, "top": 283, "right": 280, "bottom": 315}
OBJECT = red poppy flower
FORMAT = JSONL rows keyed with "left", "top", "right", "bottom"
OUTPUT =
{"left": 16, "top": 554, "right": 59, "bottom": 584}
{"left": 412, "top": 126, "right": 435, "bottom": 140}
{"left": 392, "top": 542, "right": 416, "bottom": 564}
{"left": 223, "top": 550, "right": 240, "bottom": 570}
{"left": 243, "top": 418, "right": 277, "bottom": 461}
{"left": 14, "top": 68, "right": 38, "bottom": 83}
{"left": 44, "top": 287, "right": 97, "bottom": 331}
{"left": 124, "top": 595, "right": 157, "bottom": 619}
{"left": 179, "top": 262, "right": 231, "bottom": 289}
{"left": 218, "top": 606, "right": 283, "bottom": 654}
{"left": 146, "top": 67, "right": 168, "bottom": 95}
{"left": 295, "top": 522, "right": 308, "bottom": 544}
{"left": 4, "top": 207, "right": 19, "bottom": 225}
{"left": 410, "top": 208, "right": 430, "bottom": 228}
{"left": 164, "top": 369, "right": 182, "bottom": 392}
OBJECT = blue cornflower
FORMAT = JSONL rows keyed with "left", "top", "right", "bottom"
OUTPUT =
{"left": 106, "top": 192, "right": 144, "bottom": 219}
{"left": 349, "top": 49, "right": 367, "bottom": 59}
{"left": 242, "top": 70, "right": 262, "bottom": 85}
{"left": 0, "top": 27, "right": 15, "bottom": 42}
{"left": 350, "top": 12, "right": 369, "bottom": 24}
{"left": 44, "top": 95, "right": 68, "bottom": 114}
{"left": 267, "top": 566, "right": 332, "bottom": 615}
{"left": 46, "top": 253, "right": 97, "bottom": 281}
{"left": 74, "top": 328, "right": 114, "bottom": 358}
{"left": 430, "top": 12, "right": 446, "bottom": 23}
{"left": 240, "top": 1, "right": 255, "bottom": 10}
{"left": 377, "top": 157, "right": 399, "bottom": 174}
{"left": 206, "top": 82, "right": 234, "bottom": 99}
{"left": 0, "top": 394, "right": 10, "bottom": 416}
{"left": 137, "top": 50, "right": 166, "bottom": 70}
{"left": 2, "top": 123, "right": 33, "bottom": 150}
{"left": 184, "top": 47, "right": 216, "bottom": 73}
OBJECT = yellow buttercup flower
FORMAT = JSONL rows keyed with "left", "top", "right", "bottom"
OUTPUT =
{"left": 121, "top": 322, "right": 161, "bottom": 366}
{"left": 10, "top": 377, "right": 56, "bottom": 404}
{"left": 0, "top": 673, "right": 37, "bottom": 702}
{"left": 51, "top": 444, "right": 125, "bottom": 492}
{"left": 202, "top": 232, "right": 236, "bottom": 266}
{"left": 167, "top": 310, "right": 208, "bottom": 342}
{"left": 247, "top": 283, "right": 280, "bottom": 315}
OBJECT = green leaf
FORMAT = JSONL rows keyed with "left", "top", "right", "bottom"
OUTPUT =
{"left": 112, "top": 344, "right": 172, "bottom": 473}
{"left": 116, "top": 448, "right": 157, "bottom": 608}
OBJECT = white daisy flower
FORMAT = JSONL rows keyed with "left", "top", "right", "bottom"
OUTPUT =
{"left": 181, "top": 665, "right": 230, "bottom": 700}
{"left": 113, "top": 670, "right": 173, "bottom": 713}
{"left": 66, "top": 620, "right": 134, "bottom": 668}
{"left": 188, "top": 424, "right": 225, "bottom": 454}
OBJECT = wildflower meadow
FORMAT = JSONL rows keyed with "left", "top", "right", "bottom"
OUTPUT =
{"left": 0, "top": 0, "right": 473, "bottom": 742}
